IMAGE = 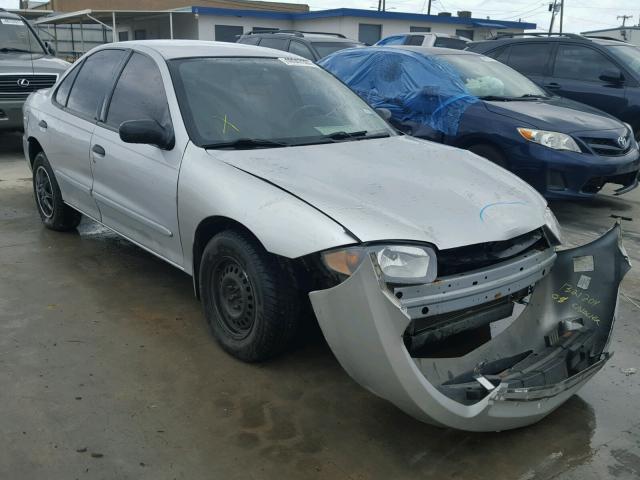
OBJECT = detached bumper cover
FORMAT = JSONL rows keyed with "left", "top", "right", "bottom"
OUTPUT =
{"left": 310, "top": 225, "right": 630, "bottom": 431}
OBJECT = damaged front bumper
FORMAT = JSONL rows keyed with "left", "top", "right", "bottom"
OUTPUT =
{"left": 309, "top": 225, "right": 630, "bottom": 431}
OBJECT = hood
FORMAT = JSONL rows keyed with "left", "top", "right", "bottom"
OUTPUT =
{"left": 0, "top": 52, "right": 70, "bottom": 74}
{"left": 208, "top": 136, "right": 548, "bottom": 250}
{"left": 484, "top": 96, "right": 625, "bottom": 134}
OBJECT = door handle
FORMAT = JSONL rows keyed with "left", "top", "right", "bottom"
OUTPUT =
{"left": 544, "top": 82, "right": 561, "bottom": 90}
{"left": 38, "top": 120, "right": 47, "bottom": 129}
{"left": 92, "top": 144, "right": 106, "bottom": 156}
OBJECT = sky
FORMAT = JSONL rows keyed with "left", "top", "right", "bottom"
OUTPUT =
{"left": 1, "top": 0, "right": 639, "bottom": 33}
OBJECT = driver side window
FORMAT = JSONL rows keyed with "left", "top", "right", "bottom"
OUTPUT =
{"left": 105, "top": 52, "right": 171, "bottom": 130}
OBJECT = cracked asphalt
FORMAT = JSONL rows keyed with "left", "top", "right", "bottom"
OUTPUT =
{"left": 1, "top": 131, "right": 639, "bottom": 479}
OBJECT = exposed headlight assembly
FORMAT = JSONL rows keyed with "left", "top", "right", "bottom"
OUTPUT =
{"left": 517, "top": 128, "right": 581, "bottom": 153}
{"left": 543, "top": 206, "right": 563, "bottom": 246}
{"left": 322, "top": 244, "right": 438, "bottom": 284}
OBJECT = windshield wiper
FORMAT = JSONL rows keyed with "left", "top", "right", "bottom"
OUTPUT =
{"left": 325, "top": 130, "right": 369, "bottom": 140}
{"left": 478, "top": 95, "right": 514, "bottom": 101}
{"left": 518, "top": 94, "right": 548, "bottom": 99}
{"left": 202, "top": 138, "right": 289, "bottom": 150}
{"left": 0, "top": 47, "right": 33, "bottom": 53}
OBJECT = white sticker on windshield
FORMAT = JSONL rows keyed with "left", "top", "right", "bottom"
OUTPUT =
{"left": 1, "top": 19, "right": 24, "bottom": 26}
{"left": 278, "top": 57, "right": 316, "bottom": 67}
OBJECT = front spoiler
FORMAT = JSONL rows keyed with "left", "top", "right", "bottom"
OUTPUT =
{"left": 309, "top": 225, "right": 630, "bottom": 431}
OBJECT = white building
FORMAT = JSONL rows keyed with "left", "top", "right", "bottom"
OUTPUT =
{"left": 582, "top": 26, "right": 640, "bottom": 46}
{"left": 27, "top": 5, "right": 536, "bottom": 58}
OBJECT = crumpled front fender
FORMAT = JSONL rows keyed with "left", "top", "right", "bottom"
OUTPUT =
{"left": 309, "top": 225, "right": 630, "bottom": 432}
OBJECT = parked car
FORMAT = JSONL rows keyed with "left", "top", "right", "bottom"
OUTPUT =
{"left": 23, "top": 40, "right": 629, "bottom": 432}
{"left": 467, "top": 33, "right": 640, "bottom": 140}
{"left": 320, "top": 46, "right": 640, "bottom": 199}
{"left": 376, "top": 32, "right": 470, "bottom": 49}
{"left": 237, "top": 29, "right": 363, "bottom": 61}
{"left": 0, "top": 8, "right": 69, "bottom": 132}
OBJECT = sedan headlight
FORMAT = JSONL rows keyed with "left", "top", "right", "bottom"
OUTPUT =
{"left": 517, "top": 128, "right": 581, "bottom": 153}
{"left": 322, "top": 244, "right": 438, "bottom": 284}
{"left": 544, "top": 207, "right": 563, "bottom": 246}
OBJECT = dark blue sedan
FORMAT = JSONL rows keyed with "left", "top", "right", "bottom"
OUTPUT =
{"left": 319, "top": 46, "right": 640, "bottom": 199}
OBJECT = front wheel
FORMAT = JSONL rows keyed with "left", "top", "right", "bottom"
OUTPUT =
{"left": 199, "top": 230, "right": 301, "bottom": 362}
{"left": 32, "top": 152, "right": 82, "bottom": 231}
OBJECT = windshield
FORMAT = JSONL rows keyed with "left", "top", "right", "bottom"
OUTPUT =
{"left": 605, "top": 44, "right": 640, "bottom": 78}
{"left": 0, "top": 17, "right": 45, "bottom": 54}
{"left": 312, "top": 42, "right": 363, "bottom": 59}
{"left": 439, "top": 54, "right": 549, "bottom": 99}
{"left": 169, "top": 57, "right": 394, "bottom": 148}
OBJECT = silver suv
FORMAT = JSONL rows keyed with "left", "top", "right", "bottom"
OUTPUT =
{"left": 0, "top": 9, "right": 69, "bottom": 131}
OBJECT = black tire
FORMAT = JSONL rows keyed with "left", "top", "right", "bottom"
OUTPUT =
{"left": 199, "top": 230, "right": 301, "bottom": 362}
{"left": 32, "top": 151, "right": 82, "bottom": 231}
{"left": 468, "top": 144, "right": 508, "bottom": 169}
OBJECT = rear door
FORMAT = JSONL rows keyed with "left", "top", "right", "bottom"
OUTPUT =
{"left": 90, "top": 51, "right": 183, "bottom": 266}
{"left": 503, "top": 42, "right": 554, "bottom": 87}
{"left": 548, "top": 43, "right": 628, "bottom": 117}
{"left": 46, "top": 49, "right": 127, "bottom": 220}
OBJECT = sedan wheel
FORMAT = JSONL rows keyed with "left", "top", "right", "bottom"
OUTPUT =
{"left": 32, "top": 151, "right": 82, "bottom": 231}
{"left": 35, "top": 166, "right": 54, "bottom": 219}
{"left": 199, "top": 230, "right": 302, "bottom": 362}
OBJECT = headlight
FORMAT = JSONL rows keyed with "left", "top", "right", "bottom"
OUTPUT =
{"left": 322, "top": 244, "right": 438, "bottom": 284}
{"left": 544, "top": 207, "right": 563, "bottom": 246}
{"left": 517, "top": 128, "right": 581, "bottom": 153}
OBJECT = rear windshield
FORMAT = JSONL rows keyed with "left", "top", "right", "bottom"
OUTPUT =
{"left": 0, "top": 17, "right": 45, "bottom": 54}
{"left": 604, "top": 44, "right": 640, "bottom": 78}
{"left": 311, "top": 42, "right": 363, "bottom": 59}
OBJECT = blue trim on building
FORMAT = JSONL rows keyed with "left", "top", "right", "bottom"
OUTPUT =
{"left": 190, "top": 6, "right": 537, "bottom": 30}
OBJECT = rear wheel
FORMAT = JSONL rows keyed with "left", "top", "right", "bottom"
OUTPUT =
{"left": 468, "top": 144, "right": 508, "bottom": 169}
{"left": 32, "top": 152, "right": 82, "bottom": 231}
{"left": 199, "top": 230, "right": 301, "bottom": 362}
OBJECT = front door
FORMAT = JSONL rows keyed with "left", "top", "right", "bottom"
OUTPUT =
{"left": 548, "top": 43, "right": 628, "bottom": 118}
{"left": 90, "top": 51, "right": 183, "bottom": 267}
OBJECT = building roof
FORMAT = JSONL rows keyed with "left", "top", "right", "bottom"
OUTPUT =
{"left": 189, "top": 6, "right": 536, "bottom": 29}
{"left": 582, "top": 26, "right": 640, "bottom": 34}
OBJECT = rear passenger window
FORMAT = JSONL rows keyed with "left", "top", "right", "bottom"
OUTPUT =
{"left": 239, "top": 36, "right": 260, "bottom": 45}
{"left": 433, "top": 38, "right": 467, "bottom": 49}
{"left": 507, "top": 43, "right": 552, "bottom": 75}
{"left": 554, "top": 44, "right": 620, "bottom": 82}
{"left": 67, "top": 49, "right": 125, "bottom": 120}
{"left": 259, "top": 38, "right": 288, "bottom": 51}
{"left": 405, "top": 35, "right": 424, "bottom": 46}
{"left": 288, "top": 40, "right": 315, "bottom": 61}
{"left": 106, "top": 52, "right": 171, "bottom": 130}
{"left": 488, "top": 46, "right": 510, "bottom": 63}
{"left": 54, "top": 63, "right": 81, "bottom": 107}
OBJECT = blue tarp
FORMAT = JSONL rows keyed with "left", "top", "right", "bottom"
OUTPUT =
{"left": 319, "top": 47, "right": 478, "bottom": 136}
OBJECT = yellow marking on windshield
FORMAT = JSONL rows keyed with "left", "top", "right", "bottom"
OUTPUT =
{"left": 222, "top": 114, "right": 240, "bottom": 135}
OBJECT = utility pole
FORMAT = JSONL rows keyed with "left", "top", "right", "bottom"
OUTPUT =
{"left": 548, "top": 0, "right": 559, "bottom": 35}
{"left": 559, "top": 0, "right": 564, "bottom": 35}
{"left": 428, "top": 0, "right": 432, "bottom": 15}
{"left": 617, "top": 15, "right": 632, "bottom": 27}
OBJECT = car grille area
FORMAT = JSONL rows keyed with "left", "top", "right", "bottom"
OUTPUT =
{"left": 580, "top": 134, "right": 632, "bottom": 156}
{"left": 0, "top": 74, "right": 58, "bottom": 96}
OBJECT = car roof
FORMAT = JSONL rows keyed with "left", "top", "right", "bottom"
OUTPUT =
{"left": 101, "top": 40, "right": 296, "bottom": 60}
{"left": 382, "top": 32, "right": 466, "bottom": 39}
{"left": 246, "top": 32, "right": 358, "bottom": 43}
{"left": 471, "top": 35, "right": 627, "bottom": 49}
{"left": 380, "top": 45, "right": 480, "bottom": 56}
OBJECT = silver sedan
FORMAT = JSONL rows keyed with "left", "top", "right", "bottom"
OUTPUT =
{"left": 22, "top": 40, "right": 630, "bottom": 431}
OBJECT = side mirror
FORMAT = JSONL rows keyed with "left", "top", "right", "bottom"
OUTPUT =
{"left": 599, "top": 69, "right": 624, "bottom": 84}
{"left": 44, "top": 41, "right": 55, "bottom": 56}
{"left": 375, "top": 108, "right": 392, "bottom": 121}
{"left": 119, "top": 119, "right": 174, "bottom": 150}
